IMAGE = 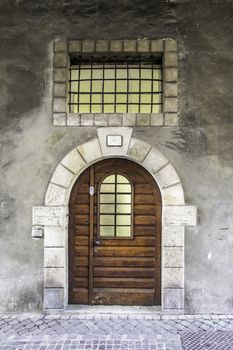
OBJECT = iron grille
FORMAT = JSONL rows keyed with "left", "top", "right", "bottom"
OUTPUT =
{"left": 68, "top": 59, "right": 163, "bottom": 114}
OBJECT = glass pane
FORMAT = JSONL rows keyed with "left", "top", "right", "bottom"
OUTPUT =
{"left": 100, "top": 226, "right": 115, "bottom": 237}
{"left": 91, "top": 104, "right": 102, "bottom": 113}
{"left": 129, "top": 80, "right": 139, "bottom": 92}
{"left": 140, "top": 104, "right": 151, "bottom": 113}
{"left": 80, "top": 66, "right": 91, "bottom": 80}
{"left": 100, "top": 204, "right": 115, "bottom": 213}
{"left": 92, "top": 81, "right": 102, "bottom": 93}
{"left": 104, "top": 94, "right": 114, "bottom": 104}
{"left": 141, "top": 68, "right": 152, "bottom": 79}
{"left": 116, "top": 226, "right": 131, "bottom": 237}
{"left": 152, "top": 104, "right": 161, "bottom": 113}
{"left": 129, "top": 68, "right": 139, "bottom": 79}
{"left": 79, "top": 94, "right": 90, "bottom": 103}
{"left": 104, "top": 81, "right": 115, "bottom": 92}
{"left": 116, "top": 80, "right": 127, "bottom": 92}
{"left": 100, "top": 215, "right": 115, "bottom": 225}
{"left": 141, "top": 81, "right": 151, "bottom": 92}
{"left": 105, "top": 68, "right": 115, "bottom": 79}
{"left": 116, "top": 105, "right": 127, "bottom": 113}
{"left": 70, "top": 68, "right": 78, "bottom": 80}
{"left": 117, "top": 68, "right": 127, "bottom": 79}
{"left": 80, "top": 81, "right": 90, "bottom": 92}
{"left": 128, "top": 104, "right": 139, "bottom": 113}
{"left": 100, "top": 194, "right": 115, "bottom": 203}
{"left": 100, "top": 184, "right": 115, "bottom": 193}
{"left": 117, "top": 184, "right": 131, "bottom": 193}
{"left": 129, "top": 94, "right": 139, "bottom": 104}
{"left": 141, "top": 94, "right": 151, "bottom": 103}
{"left": 116, "top": 94, "right": 127, "bottom": 104}
{"left": 103, "top": 175, "right": 115, "bottom": 183}
{"left": 92, "top": 66, "right": 103, "bottom": 79}
{"left": 104, "top": 105, "right": 114, "bottom": 113}
{"left": 116, "top": 204, "right": 131, "bottom": 214}
{"left": 117, "top": 194, "right": 131, "bottom": 203}
{"left": 79, "top": 105, "right": 90, "bottom": 113}
{"left": 116, "top": 215, "right": 131, "bottom": 225}
{"left": 117, "top": 175, "right": 129, "bottom": 183}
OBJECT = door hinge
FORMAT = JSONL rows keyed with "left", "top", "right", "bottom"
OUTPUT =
{"left": 89, "top": 186, "right": 94, "bottom": 196}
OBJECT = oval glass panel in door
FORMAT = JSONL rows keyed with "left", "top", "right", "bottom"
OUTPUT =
{"left": 99, "top": 174, "right": 132, "bottom": 238}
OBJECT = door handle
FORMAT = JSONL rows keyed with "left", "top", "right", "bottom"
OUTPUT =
{"left": 94, "top": 239, "right": 101, "bottom": 246}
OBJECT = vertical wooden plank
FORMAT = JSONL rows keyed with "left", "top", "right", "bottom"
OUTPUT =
{"left": 88, "top": 165, "right": 95, "bottom": 304}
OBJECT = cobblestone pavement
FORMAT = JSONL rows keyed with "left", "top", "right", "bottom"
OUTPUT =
{"left": 0, "top": 313, "right": 233, "bottom": 349}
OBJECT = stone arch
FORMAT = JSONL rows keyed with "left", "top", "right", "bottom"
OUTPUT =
{"left": 32, "top": 127, "right": 196, "bottom": 312}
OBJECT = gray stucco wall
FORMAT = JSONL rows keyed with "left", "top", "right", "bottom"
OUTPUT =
{"left": 0, "top": 0, "right": 233, "bottom": 313}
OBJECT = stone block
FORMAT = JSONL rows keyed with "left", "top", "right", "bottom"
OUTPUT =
{"left": 164, "top": 68, "right": 178, "bottom": 82}
{"left": 77, "top": 138, "right": 102, "bottom": 163}
{"left": 96, "top": 40, "right": 109, "bottom": 52}
{"left": 67, "top": 113, "right": 81, "bottom": 126}
{"left": 154, "top": 163, "right": 180, "bottom": 188}
{"left": 44, "top": 288, "right": 64, "bottom": 309}
{"left": 54, "top": 68, "right": 67, "bottom": 82}
{"left": 123, "top": 113, "right": 136, "bottom": 126}
{"left": 54, "top": 40, "right": 67, "bottom": 52}
{"left": 163, "top": 268, "right": 184, "bottom": 288}
{"left": 44, "top": 226, "right": 65, "bottom": 247}
{"left": 163, "top": 205, "right": 197, "bottom": 226}
{"left": 44, "top": 268, "right": 64, "bottom": 288}
{"left": 53, "top": 113, "right": 66, "bottom": 126}
{"left": 164, "top": 52, "right": 178, "bottom": 67}
{"left": 81, "top": 114, "right": 94, "bottom": 126}
{"left": 68, "top": 40, "right": 82, "bottom": 52}
{"left": 161, "top": 184, "right": 185, "bottom": 205}
{"left": 109, "top": 114, "right": 123, "bottom": 126}
{"left": 136, "top": 114, "right": 150, "bottom": 126}
{"left": 97, "top": 127, "right": 133, "bottom": 157}
{"left": 123, "top": 40, "right": 137, "bottom": 52}
{"left": 110, "top": 40, "right": 122, "bottom": 52}
{"left": 61, "top": 148, "right": 86, "bottom": 174}
{"left": 165, "top": 39, "right": 177, "bottom": 52}
{"left": 163, "top": 289, "right": 184, "bottom": 309}
{"left": 33, "top": 206, "right": 67, "bottom": 226}
{"left": 53, "top": 98, "right": 66, "bottom": 113}
{"left": 94, "top": 114, "right": 108, "bottom": 126}
{"left": 151, "top": 39, "right": 163, "bottom": 52}
{"left": 143, "top": 148, "right": 169, "bottom": 174}
{"left": 164, "top": 83, "right": 178, "bottom": 97}
{"left": 50, "top": 164, "right": 74, "bottom": 188}
{"left": 137, "top": 39, "right": 150, "bottom": 52}
{"left": 44, "top": 247, "right": 65, "bottom": 268}
{"left": 128, "top": 137, "right": 151, "bottom": 162}
{"left": 164, "top": 98, "right": 178, "bottom": 113}
{"left": 45, "top": 183, "right": 67, "bottom": 206}
{"left": 163, "top": 248, "right": 184, "bottom": 267}
{"left": 150, "top": 113, "right": 163, "bottom": 126}
{"left": 54, "top": 53, "right": 68, "bottom": 68}
{"left": 164, "top": 113, "right": 179, "bottom": 126}
{"left": 82, "top": 40, "right": 95, "bottom": 52}
{"left": 163, "top": 226, "right": 184, "bottom": 247}
{"left": 53, "top": 83, "right": 66, "bottom": 97}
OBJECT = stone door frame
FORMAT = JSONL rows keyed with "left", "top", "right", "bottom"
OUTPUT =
{"left": 32, "top": 127, "right": 197, "bottom": 312}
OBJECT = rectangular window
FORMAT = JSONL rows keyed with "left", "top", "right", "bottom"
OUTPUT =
{"left": 69, "top": 60, "right": 163, "bottom": 114}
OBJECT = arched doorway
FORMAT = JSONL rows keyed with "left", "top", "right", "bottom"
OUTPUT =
{"left": 68, "top": 158, "right": 162, "bottom": 306}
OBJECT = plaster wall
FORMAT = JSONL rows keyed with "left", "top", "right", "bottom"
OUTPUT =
{"left": 0, "top": 0, "right": 233, "bottom": 313}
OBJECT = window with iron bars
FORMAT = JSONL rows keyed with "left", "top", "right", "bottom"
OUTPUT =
{"left": 68, "top": 56, "right": 163, "bottom": 114}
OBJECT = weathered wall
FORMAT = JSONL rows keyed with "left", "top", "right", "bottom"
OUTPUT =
{"left": 0, "top": 0, "right": 233, "bottom": 313}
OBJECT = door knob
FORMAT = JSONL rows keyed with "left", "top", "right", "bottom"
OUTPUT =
{"left": 95, "top": 239, "right": 101, "bottom": 246}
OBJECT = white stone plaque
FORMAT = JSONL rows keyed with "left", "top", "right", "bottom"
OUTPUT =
{"left": 32, "top": 206, "right": 68, "bottom": 226}
{"left": 106, "top": 135, "right": 123, "bottom": 147}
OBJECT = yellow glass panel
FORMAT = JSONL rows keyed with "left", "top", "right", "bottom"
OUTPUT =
{"left": 116, "top": 94, "right": 127, "bottom": 104}
{"left": 129, "top": 94, "right": 139, "bottom": 104}
{"left": 105, "top": 68, "right": 115, "bottom": 79}
{"left": 92, "top": 81, "right": 102, "bottom": 92}
{"left": 104, "top": 80, "right": 115, "bottom": 92}
{"left": 70, "top": 81, "right": 78, "bottom": 92}
{"left": 92, "top": 94, "right": 102, "bottom": 104}
{"left": 116, "top": 204, "right": 131, "bottom": 214}
{"left": 141, "top": 68, "right": 152, "bottom": 79}
{"left": 78, "top": 105, "right": 90, "bottom": 113}
{"left": 116, "top": 80, "right": 127, "bottom": 92}
{"left": 70, "top": 67, "right": 78, "bottom": 80}
{"left": 79, "top": 94, "right": 90, "bottom": 103}
{"left": 141, "top": 81, "right": 151, "bottom": 92}
{"left": 103, "top": 175, "right": 115, "bottom": 183}
{"left": 153, "top": 81, "right": 162, "bottom": 92}
{"left": 80, "top": 66, "right": 91, "bottom": 80}
{"left": 128, "top": 104, "right": 139, "bottom": 113}
{"left": 91, "top": 105, "right": 102, "bottom": 113}
{"left": 116, "top": 105, "right": 127, "bottom": 113}
{"left": 92, "top": 66, "right": 103, "bottom": 79}
{"left": 100, "top": 184, "right": 115, "bottom": 192}
{"left": 104, "top": 94, "right": 114, "bottom": 104}
{"left": 116, "top": 226, "right": 131, "bottom": 237}
{"left": 116, "top": 215, "right": 131, "bottom": 225}
{"left": 129, "top": 80, "right": 139, "bottom": 92}
{"left": 100, "top": 215, "right": 114, "bottom": 225}
{"left": 129, "top": 68, "right": 139, "bottom": 79}
{"left": 141, "top": 94, "right": 151, "bottom": 103}
{"left": 117, "top": 175, "right": 129, "bottom": 183}
{"left": 140, "top": 105, "right": 151, "bottom": 113}
{"left": 79, "top": 81, "right": 90, "bottom": 93}
{"left": 100, "top": 194, "right": 115, "bottom": 203}
{"left": 153, "top": 69, "right": 162, "bottom": 80}
{"left": 100, "top": 204, "right": 115, "bottom": 213}
{"left": 152, "top": 104, "right": 162, "bottom": 113}
{"left": 100, "top": 226, "right": 115, "bottom": 237}
{"left": 104, "top": 105, "right": 115, "bottom": 113}
{"left": 117, "top": 69, "right": 127, "bottom": 79}
{"left": 117, "top": 194, "right": 131, "bottom": 203}
{"left": 117, "top": 184, "right": 131, "bottom": 193}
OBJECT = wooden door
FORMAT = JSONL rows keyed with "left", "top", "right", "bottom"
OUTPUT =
{"left": 69, "top": 158, "right": 161, "bottom": 305}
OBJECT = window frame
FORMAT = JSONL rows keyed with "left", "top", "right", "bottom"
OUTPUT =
{"left": 97, "top": 172, "right": 134, "bottom": 240}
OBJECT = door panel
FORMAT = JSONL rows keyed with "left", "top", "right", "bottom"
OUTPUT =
{"left": 69, "top": 158, "right": 161, "bottom": 305}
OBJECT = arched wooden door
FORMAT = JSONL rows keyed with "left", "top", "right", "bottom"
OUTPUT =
{"left": 69, "top": 158, "right": 161, "bottom": 305}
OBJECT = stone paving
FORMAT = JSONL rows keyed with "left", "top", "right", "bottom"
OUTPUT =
{"left": 0, "top": 313, "right": 233, "bottom": 349}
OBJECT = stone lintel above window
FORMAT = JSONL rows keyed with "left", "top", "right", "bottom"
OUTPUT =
{"left": 52, "top": 38, "right": 178, "bottom": 127}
